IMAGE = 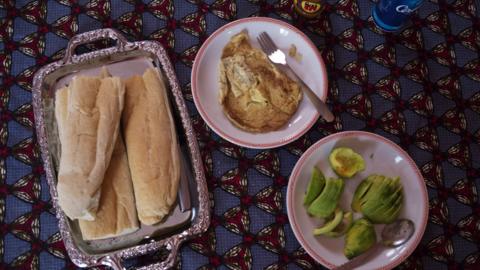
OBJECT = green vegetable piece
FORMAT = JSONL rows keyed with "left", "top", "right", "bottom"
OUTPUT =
{"left": 304, "top": 167, "right": 326, "bottom": 206}
{"left": 329, "top": 147, "right": 365, "bottom": 178}
{"left": 351, "top": 179, "right": 373, "bottom": 212}
{"left": 324, "top": 211, "right": 353, "bottom": 237}
{"left": 351, "top": 174, "right": 403, "bottom": 224}
{"left": 307, "top": 178, "right": 344, "bottom": 218}
{"left": 344, "top": 218, "right": 376, "bottom": 259}
{"left": 313, "top": 208, "right": 343, "bottom": 235}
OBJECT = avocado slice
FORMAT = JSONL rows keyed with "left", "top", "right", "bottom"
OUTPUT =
{"left": 352, "top": 174, "right": 403, "bottom": 224}
{"left": 329, "top": 147, "right": 365, "bottom": 178}
{"left": 351, "top": 179, "right": 373, "bottom": 212}
{"left": 313, "top": 208, "right": 344, "bottom": 235}
{"left": 344, "top": 218, "right": 376, "bottom": 259}
{"left": 307, "top": 178, "right": 344, "bottom": 218}
{"left": 324, "top": 211, "right": 353, "bottom": 237}
{"left": 303, "top": 167, "right": 326, "bottom": 206}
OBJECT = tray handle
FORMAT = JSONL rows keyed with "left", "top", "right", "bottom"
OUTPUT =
{"left": 63, "top": 28, "right": 128, "bottom": 64}
{"left": 100, "top": 238, "right": 181, "bottom": 270}
{"left": 100, "top": 255, "right": 125, "bottom": 270}
{"left": 136, "top": 239, "right": 181, "bottom": 270}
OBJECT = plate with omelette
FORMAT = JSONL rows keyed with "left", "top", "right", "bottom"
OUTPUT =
{"left": 192, "top": 17, "right": 328, "bottom": 149}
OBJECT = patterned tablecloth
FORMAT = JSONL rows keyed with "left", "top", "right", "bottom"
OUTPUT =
{"left": 1, "top": 0, "right": 480, "bottom": 269}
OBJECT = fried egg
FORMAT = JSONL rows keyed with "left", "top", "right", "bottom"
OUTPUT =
{"left": 218, "top": 31, "right": 303, "bottom": 133}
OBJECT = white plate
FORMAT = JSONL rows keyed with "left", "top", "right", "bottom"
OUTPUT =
{"left": 287, "top": 131, "right": 429, "bottom": 269}
{"left": 191, "top": 17, "right": 328, "bottom": 149}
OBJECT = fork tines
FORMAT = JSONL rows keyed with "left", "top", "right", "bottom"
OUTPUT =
{"left": 257, "top": 32, "right": 277, "bottom": 55}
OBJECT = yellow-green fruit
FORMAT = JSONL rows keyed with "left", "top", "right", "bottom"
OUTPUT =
{"left": 307, "top": 178, "right": 344, "bottom": 218}
{"left": 324, "top": 211, "right": 353, "bottom": 237}
{"left": 329, "top": 147, "right": 365, "bottom": 178}
{"left": 352, "top": 174, "right": 403, "bottom": 224}
{"left": 304, "top": 167, "right": 326, "bottom": 206}
{"left": 313, "top": 208, "right": 343, "bottom": 235}
{"left": 344, "top": 218, "right": 376, "bottom": 259}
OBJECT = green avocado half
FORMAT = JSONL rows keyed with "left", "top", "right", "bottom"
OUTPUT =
{"left": 344, "top": 218, "right": 376, "bottom": 259}
{"left": 329, "top": 147, "right": 365, "bottom": 178}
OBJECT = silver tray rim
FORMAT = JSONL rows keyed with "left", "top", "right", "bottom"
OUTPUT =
{"left": 31, "top": 28, "right": 210, "bottom": 269}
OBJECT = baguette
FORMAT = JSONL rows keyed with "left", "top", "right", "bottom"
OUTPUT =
{"left": 122, "top": 68, "right": 180, "bottom": 225}
{"left": 56, "top": 75, "right": 125, "bottom": 220}
{"left": 78, "top": 134, "right": 139, "bottom": 240}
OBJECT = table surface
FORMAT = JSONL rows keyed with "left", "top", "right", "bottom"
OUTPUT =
{"left": 1, "top": 0, "right": 479, "bottom": 269}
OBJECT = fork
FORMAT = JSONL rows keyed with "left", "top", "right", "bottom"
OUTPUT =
{"left": 257, "top": 32, "right": 335, "bottom": 122}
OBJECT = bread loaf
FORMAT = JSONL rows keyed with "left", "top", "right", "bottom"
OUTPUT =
{"left": 55, "top": 75, "right": 125, "bottom": 220}
{"left": 78, "top": 134, "right": 139, "bottom": 240}
{"left": 122, "top": 68, "right": 180, "bottom": 225}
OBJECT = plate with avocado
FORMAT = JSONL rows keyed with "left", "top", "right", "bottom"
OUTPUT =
{"left": 286, "top": 131, "right": 428, "bottom": 270}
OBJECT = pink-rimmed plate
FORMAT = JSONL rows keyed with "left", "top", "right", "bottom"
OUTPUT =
{"left": 287, "top": 131, "right": 428, "bottom": 269}
{"left": 191, "top": 17, "right": 328, "bottom": 149}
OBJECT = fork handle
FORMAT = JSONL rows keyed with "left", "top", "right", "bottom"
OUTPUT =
{"left": 281, "top": 64, "right": 335, "bottom": 122}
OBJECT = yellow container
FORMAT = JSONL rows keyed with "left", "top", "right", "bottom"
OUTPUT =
{"left": 294, "top": 0, "right": 324, "bottom": 18}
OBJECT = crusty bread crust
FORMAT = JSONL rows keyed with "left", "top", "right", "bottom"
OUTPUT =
{"left": 78, "top": 134, "right": 139, "bottom": 240}
{"left": 56, "top": 75, "right": 125, "bottom": 220}
{"left": 122, "top": 68, "right": 180, "bottom": 225}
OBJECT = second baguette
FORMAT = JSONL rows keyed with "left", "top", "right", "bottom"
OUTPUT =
{"left": 78, "top": 134, "right": 139, "bottom": 240}
{"left": 122, "top": 68, "right": 181, "bottom": 225}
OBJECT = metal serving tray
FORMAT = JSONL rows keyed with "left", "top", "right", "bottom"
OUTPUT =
{"left": 32, "top": 28, "right": 210, "bottom": 269}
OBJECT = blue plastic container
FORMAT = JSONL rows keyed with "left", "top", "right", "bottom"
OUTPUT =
{"left": 372, "top": 0, "right": 424, "bottom": 32}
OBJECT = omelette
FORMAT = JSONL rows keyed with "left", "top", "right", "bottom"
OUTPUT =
{"left": 218, "top": 31, "right": 303, "bottom": 133}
